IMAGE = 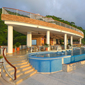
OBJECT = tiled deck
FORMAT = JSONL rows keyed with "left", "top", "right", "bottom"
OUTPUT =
{"left": 18, "top": 66, "right": 85, "bottom": 85}
{"left": 1, "top": 50, "right": 85, "bottom": 85}
{"left": 7, "top": 50, "right": 28, "bottom": 56}
{"left": 1, "top": 65, "right": 85, "bottom": 85}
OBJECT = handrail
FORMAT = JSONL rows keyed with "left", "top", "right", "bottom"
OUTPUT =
{"left": 2, "top": 7, "right": 84, "bottom": 35}
{"left": 3, "top": 48, "right": 17, "bottom": 80}
{"left": 3, "top": 7, "right": 45, "bottom": 17}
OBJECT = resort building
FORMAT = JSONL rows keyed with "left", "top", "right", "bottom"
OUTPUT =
{"left": 1, "top": 7, "right": 84, "bottom": 53}
{"left": 1, "top": 7, "right": 85, "bottom": 85}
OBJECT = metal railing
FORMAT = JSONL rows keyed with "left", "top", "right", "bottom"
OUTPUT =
{"left": 2, "top": 7, "right": 84, "bottom": 35}
{"left": 3, "top": 48, "right": 17, "bottom": 80}
{"left": 0, "top": 46, "right": 8, "bottom": 55}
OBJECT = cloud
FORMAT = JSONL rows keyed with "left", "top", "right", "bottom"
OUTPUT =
{"left": 0, "top": 0, "right": 85, "bottom": 29}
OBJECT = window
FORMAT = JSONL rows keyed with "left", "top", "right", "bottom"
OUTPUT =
{"left": 32, "top": 40, "right": 37, "bottom": 45}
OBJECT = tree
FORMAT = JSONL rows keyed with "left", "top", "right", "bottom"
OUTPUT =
{"left": 70, "top": 22, "right": 75, "bottom": 25}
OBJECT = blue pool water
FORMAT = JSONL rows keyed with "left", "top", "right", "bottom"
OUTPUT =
{"left": 28, "top": 47, "right": 85, "bottom": 73}
{"left": 30, "top": 48, "right": 85, "bottom": 58}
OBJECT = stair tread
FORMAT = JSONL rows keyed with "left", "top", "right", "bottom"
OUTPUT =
{"left": 3, "top": 55, "right": 37, "bottom": 85}
{"left": 14, "top": 70, "right": 37, "bottom": 83}
{"left": 7, "top": 65, "right": 32, "bottom": 72}
{"left": 6, "top": 63, "right": 30, "bottom": 67}
{"left": 6, "top": 61, "right": 29, "bottom": 65}
{"left": 10, "top": 68, "right": 34, "bottom": 76}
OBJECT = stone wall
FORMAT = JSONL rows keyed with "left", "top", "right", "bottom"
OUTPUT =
{"left": 62, "top": 60, "right": 85, "bottom": 72}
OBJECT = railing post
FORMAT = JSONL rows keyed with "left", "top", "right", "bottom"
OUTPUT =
{"left": 60, "top": 22, "right": 61, "bottom": 26}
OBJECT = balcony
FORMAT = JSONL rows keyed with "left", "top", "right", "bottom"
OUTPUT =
{"left": 2, "top": 7, "right": 84, "bottom": 35}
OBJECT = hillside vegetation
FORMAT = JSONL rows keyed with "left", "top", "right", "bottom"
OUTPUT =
{"left": 0, "top": 8, "right": 85, "bottom": 45}
{"left": 46, "top": 15, "right": 84, "bottom": 32}
{"left": 0, "top": 8, "right": 26, "bottom": 45}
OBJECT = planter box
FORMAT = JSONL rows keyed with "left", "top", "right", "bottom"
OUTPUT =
{"left": 45, "top": 47, "right": 48, "bottom": 51}
{"left": 13, "top": 48, "right": 15, "bottom": 52}
{"left": 16, "top": 47, "right": 20, "bottom": 51}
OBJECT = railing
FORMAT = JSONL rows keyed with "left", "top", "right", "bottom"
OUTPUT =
{"left": 2, "top": 7, "right": 84, "bottom": 35}
{"left": 0, "top": 46, "right": 8, "bottom": 55}
{"left": 3, "top": 48, "right": 17, "bottom": 80}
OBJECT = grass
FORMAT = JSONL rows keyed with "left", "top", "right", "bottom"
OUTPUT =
{"left": 0, "top": 56, "right": 3, "bottom": 59}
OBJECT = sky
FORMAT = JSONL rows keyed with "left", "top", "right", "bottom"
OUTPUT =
{"left": 0, "top": 0, "right": 85, "bottom": 29}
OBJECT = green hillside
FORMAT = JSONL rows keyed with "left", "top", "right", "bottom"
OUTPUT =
{"left": 0, "top": 8, "right": 85, "bottom": 45}
{"left": 0, "top": 8, "right": 26, "bottom": 45}
{"left": 46, "top": 15, "right": 84, "bottom": 32}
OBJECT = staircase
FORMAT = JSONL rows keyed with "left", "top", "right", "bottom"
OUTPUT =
{"left": 1, "top": 55, "right": 37, "bottom": 85}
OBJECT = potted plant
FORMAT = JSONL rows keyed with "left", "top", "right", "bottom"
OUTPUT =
{"left": 44, "top": 43, "right": 49, "bottom": 51}
{"left": 68, "top": 43, "right": 72, "bottom": 49}
{"left": 68, "top": 43, "right": 71, "bottom": 46}
{"left": 13, "top": 45, "right": 15, "bottom": 52}
{"left": 16, "top": 42, "right": 21, "bottom": 51}
{"left": 61, "top": 43, "right": 64, "bottom": 49}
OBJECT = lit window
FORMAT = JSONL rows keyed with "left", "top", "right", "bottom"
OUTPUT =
{"left": 32, "top": 40, "right": 37, "bottom": 45}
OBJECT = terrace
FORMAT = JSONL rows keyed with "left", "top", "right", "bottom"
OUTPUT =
{"left": 0, "top": 7, "right": 85, "bottom": 85}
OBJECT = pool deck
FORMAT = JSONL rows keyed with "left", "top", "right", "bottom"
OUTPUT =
{"left": 0, "top": 65, "right": 85, "bottom": 85}
{"left": 0, "top": 49, "right": 85, "bottom": 85}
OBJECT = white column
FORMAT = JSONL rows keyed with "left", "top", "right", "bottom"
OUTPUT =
{"left": 79, "top": 38, "right": 81, "bottom": 44}
{"left": 46, "top": 31, "right": 50, "bottom": 51}
{"left": 27, "top": 32, "right": 32, "bottom": 47}
{"left": 64, "top": 34, "right": 67, "bottom": 50}
{"left": 70, "top": 36, "right": 73, "bottom": 46}
{"left": 8, "top": 26, "right": 13, "bottom": 53}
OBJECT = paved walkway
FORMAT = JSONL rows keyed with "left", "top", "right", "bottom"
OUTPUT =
{"left": 1, "top": 50, "right": 85, "bottom": 85}
{"left": 19, "top": 66, "right": 85, "bottom": 85}
{"left": 0, "top": 66, "right": 85, "bottom": 85}
{"left": 0, "top": 77, "right": 12, "bottom": 85}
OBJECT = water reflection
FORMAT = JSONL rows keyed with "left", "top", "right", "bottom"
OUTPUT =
{"left": 35, "top": 48, "right": 85, "bottom": 58}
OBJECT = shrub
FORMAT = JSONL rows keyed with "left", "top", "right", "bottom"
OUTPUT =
{"left": 44, "top": 43, "right": 49, "bottom": 47}
{"left": 13, "top": 45, "right": 16, "bottom": 48}
{"left": 15, "top": 42, "right": 21, "bottom": 47}
{"left": 0, "top": 56, "right": 3, "bottom": 59}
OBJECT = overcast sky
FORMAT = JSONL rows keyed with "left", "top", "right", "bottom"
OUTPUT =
{"left": 0, "top": 0, "right": 85, "bottom": 29}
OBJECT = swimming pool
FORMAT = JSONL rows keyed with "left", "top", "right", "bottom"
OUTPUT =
{"left": 28, "top": 47, "right": 85, "bottom": 73}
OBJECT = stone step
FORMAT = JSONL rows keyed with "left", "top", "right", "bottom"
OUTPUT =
{"left": 7, "top": 58, "right": 27, "bottom": 61}
{"left": 6, "top": 62, "right": 30, "bottom": 68}
{"left": 7, "top": 66, "right": 33, "bottom": 76}
{"left": 16, "top": 68, "right": 35, "bottom": 79}
{"left": 7, "top": 65, "right": 32, "bottom": 74}
{"left": 10, "top": 68, "right": 35, "bottom": 81}
{"left": 7, "top": 64, "right": 32, "bottom": 73}
{"left": 13, "top": 61, "right": 29, "bottom": 66}
{"left": 1, "top": 69, "right": 15, "bottom": 85}
{"left": 5, "top": 61, "right": 29, "bottom": 65}
{"left": 9, "top": 60, "right": 27, "bottom": 63}
{"left": 2, "top": 54, "right": 37, "bottom": 85}
{"left": 14, "top": 70, "right": 37, "bottom": 84}
{"left": 6, "top": 55, "right": 26, "bottom": 58}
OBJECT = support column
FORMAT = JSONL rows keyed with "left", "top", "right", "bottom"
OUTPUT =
{"left": 8, "top": 26, "right": 13, "bottom": 53}
{"left": 64, "top": 34, "right": 67, "bottom": 50}
{"left": 46, "top": 31, "right": 50, "bottom": 51}
{"left": 79, "top": 38, "right": 81, "bottom": 44}
{"left": 70, "top": 36, "right": 73, "bottom": 46}
{"left": 27, "top": 32, "right": 32, "bottom": 47}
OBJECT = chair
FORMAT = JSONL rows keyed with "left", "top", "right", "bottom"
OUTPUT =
{"left": 56, "top": 45, "right": 62, "bottom": 51}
